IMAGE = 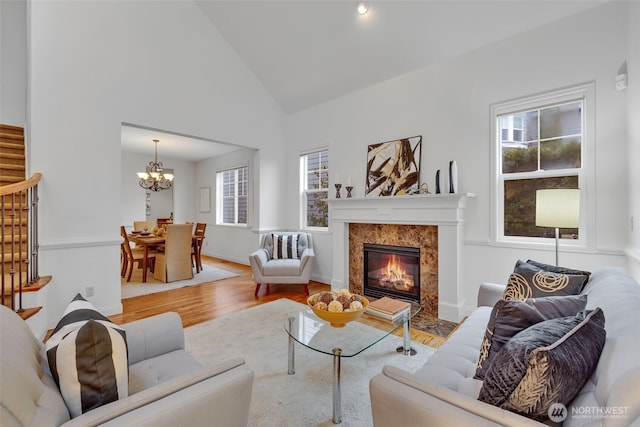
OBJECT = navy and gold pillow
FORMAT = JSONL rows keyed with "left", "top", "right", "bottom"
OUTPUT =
{"left": 474, "top": 294, "right": 587, "bottom": 380}
{"left": 478, "top": 308, "right": 606, "bottom": 422}
{"left": 525, "top": 259, "right": 591, "bottom": 283}
{"left": 502, "top": 260, "right": 589, "bottom": 301}
{"left": 46, "top": 294, "right": 128, "bottom": 418}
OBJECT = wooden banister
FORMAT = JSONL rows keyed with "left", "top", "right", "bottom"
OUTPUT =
{"left": 1, "top": 173, "right": 42, "bottom": 312}
{"left": 0, "top": 173, "right": 41, "bottom": 196}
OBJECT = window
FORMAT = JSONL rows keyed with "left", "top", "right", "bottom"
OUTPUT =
{"left": 492, "top": 84, "right": 594, "bottom": 245}
{"left": 216, "top": 166, "right": 248, "bottom": 225}
{"left": 300, "top": 150, "right": 329, "bottom": 229}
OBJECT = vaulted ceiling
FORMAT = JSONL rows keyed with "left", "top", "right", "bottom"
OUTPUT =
{"left": 123, "top": 0, "right": 607, "bottom": 158}
{"left": 196, "top": 0, "right": 608, "bottom": 114}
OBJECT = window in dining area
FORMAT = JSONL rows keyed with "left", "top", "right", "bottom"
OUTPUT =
{"left": 216, "top": 166, "right": 248, "bottom": 225}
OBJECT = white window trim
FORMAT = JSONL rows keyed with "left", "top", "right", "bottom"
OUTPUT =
{"left": 489, "top": 82, "right": 596, "bottom": 252}
{"left": 300, "top": 148, "right": 329, "bottom": 231}
{"left": 216, "top": 165, "right": 249, "bottom": 227}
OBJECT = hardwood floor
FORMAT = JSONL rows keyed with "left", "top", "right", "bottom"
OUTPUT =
{"left": 110, "top": 256, "right": 446, "bottom": 348}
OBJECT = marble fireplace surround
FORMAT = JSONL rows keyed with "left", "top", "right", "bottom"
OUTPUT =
{"left": 327, "top": 193, "right": 474, "bottom": 323}
{"left": 350, "top": 223, "right": 438, "bottom": 317}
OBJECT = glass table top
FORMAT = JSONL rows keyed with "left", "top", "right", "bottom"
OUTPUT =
{"left": 284, "top": 306, "right": 421, "bottom": 357}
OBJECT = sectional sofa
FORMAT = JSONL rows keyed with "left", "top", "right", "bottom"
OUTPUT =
{"left": 370, "top": 266, "right": 640, "bottom": 426}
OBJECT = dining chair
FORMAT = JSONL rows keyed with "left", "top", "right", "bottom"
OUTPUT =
{"left": 192, "top": 222, "right": 207, "bottom": 273}
{"left": 120, "top": 241, "right": 127, "bottom": 278}
{"left": 153, "top": 224, "right": 194, "bottom": 283}
{"left": 120, "top": 226, "right": 157, "bottom": 282}
{"left": 133, "top": 220, "right": 155, "bottom": 232}
{"left": 157, "top": 218, "right": 173, "bottom": 228}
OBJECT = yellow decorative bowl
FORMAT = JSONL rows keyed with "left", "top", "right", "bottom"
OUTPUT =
{"left": 307, "top": 293, "right": 369, "bottom": 328}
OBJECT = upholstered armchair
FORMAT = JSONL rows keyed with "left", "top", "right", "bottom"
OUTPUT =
{"left": 249, "top": 232, "right": 315, "bottom": 296}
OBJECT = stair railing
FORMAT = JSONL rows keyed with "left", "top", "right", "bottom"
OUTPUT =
{"left": 1, "top": 173, "right": 41, "bottom": 312}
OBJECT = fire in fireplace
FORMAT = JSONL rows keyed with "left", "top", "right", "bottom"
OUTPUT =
{"left": 363, "top": 243, "right": 420, "bottom": 303}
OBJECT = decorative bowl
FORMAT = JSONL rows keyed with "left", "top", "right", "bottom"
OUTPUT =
{"left": 139, "top": 232, "right": 151, "bottom": 236}
{"left": 130, "top": 230, "right": 142, "bottom": 235}
{"left": 307, "top": 292, "right": 369, "bottom": 328}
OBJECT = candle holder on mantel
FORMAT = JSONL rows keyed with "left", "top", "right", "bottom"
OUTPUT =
{"left": 346, "top": 186, "right": 353, "bottom": 198}
{"left": 335, "top": 183, "right": 342, "bottom": 199}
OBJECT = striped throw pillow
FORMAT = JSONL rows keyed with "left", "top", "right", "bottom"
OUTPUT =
{"left": 272, "top": 233, "right": 300, "bottom": 260}
{"left": 46, "top": 294, "right": 128, "bottom": 418}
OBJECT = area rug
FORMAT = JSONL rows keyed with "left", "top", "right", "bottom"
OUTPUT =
{"left": 184, "top": 298, "right": 436, "bottom": 426}
{"left": 121, "top": 264, "right": 239, "bottom": 299}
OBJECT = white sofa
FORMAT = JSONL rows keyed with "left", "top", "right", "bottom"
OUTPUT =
{"left": 370, "top": 267, "right": 640, "bottom": 426}
{"left": 0, "top": 307, "right": 254, "bottom": 427}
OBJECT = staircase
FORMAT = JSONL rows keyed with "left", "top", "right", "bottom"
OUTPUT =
{"left": 1, "top": 124, "right": 49, "bottom": 320}
{"left": 0, "top": 124, "right": 26, "bottom": 186}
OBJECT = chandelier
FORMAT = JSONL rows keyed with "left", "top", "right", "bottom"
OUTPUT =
{"left": 136, "top": 139, "right": 174, "bottom": 192}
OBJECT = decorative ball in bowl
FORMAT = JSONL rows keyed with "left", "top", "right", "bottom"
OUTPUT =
{"left": 307, "top": 290, "right": 369, "bottom": 328}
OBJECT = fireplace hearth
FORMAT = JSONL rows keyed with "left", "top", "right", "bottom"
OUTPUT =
{"left": 363, "top": 243, "right": 420, "bottom": 303}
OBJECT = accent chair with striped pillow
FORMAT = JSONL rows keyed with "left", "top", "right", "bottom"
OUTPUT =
{"left": 249, "top": 232, "right": 315, "bottom": 296}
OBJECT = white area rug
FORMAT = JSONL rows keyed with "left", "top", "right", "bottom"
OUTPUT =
{"left": 121, "top": 265, "right": 239, "bottom": 299}
{"left": 184, "top": 298, "right": 436, "bottom": 427}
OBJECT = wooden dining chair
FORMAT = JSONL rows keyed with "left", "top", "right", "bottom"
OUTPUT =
{"left": 157, "top": 218, "right": 173, "bottom": 228}
{"left": 120, "top": 226, "right": 157, "bottom": 282}
{"left": 192, "top": 222, "right": 207, "bottom": 273}
{"left": 153, "top": 224, "right": 193, "bottom": 283}
{"left": 133, "top": 220, "right": 155, "bottom": 232}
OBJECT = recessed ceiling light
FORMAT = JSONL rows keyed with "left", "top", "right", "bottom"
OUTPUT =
{"left": 356, "top": 1, "right": 368, "bottom": 15}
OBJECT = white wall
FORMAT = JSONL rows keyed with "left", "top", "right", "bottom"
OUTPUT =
{"left": 627, "top": 1, "right": 640, "bottom": 280}
{"left": 195, "top": 148, "right": 262, "bottom": 265}
{"left": 28, "top": 0, "right": 286, "bottom": 326}
{"left": 285, "top": 2, "right": 631, "bottom": 314}
{"left": 0, "top": 0, "right": 26, "bottom": 127}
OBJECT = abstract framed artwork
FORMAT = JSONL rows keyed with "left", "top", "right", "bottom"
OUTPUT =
{"left": 366, "top": 135, "right": 422, "bottom": 197}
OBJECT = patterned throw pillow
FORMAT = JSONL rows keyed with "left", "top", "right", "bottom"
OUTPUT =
{"left": 478, "top": 308, "right": 606, "bottom": 422}
{"left": 502, "top": 260, "right": 589, "bottom": 301}
{"left": 474, "top": 295, "right": 587, "bottom": 380}
{"left": 272, "top": 233, "right": 300, "bottom": 260}
{"left": 525, "top": 259, "right": 591, "bottom": 283}
{"left": 46, "top": 294, "right": 128, "bottom": 418}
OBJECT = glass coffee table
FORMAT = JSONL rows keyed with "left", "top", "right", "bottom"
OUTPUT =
{"left": 284, "top": 305, "right": 421, "bottom": 424}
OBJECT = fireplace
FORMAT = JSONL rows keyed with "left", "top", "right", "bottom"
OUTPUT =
{"left": 348, "top": 223, "right": 438, "bottom": 318}
{"left": 363, "top": 243, "right": 420, "bottom": 303}
{"left": 329, "top": 193, "right": 474, "bottom": 322}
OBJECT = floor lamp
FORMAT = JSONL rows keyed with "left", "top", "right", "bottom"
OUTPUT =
{"left": 535, "top": 189, "right": 580, "bottom": 266}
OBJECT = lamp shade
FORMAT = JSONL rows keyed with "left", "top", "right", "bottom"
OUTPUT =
{"left": 535, "top": 189, "right": 580, "bottom": 228}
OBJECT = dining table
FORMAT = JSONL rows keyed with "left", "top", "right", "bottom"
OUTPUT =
{"left": 130, "top": 233, "right": 205, "bottom": 283}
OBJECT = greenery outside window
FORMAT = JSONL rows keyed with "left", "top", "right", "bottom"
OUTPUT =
{"left": 300, "top": 149, "right": 329, "bottom": 229}
{"left": 491, "top": 83, "right": 594, "bottom": 246}
{"left": 216, "top": 166, "right": 248, "bottom": 225}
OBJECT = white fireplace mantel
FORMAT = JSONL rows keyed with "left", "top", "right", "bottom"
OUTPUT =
{"left": 327, "top": 193, "right": 475, "bottom": 322}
